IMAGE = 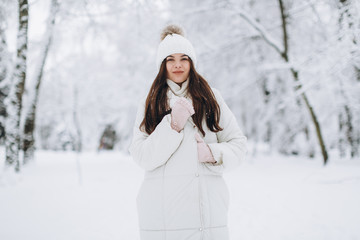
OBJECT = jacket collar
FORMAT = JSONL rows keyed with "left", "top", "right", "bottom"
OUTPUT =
{"left": 166, "top": 78, "right": 189, "bottom": 97}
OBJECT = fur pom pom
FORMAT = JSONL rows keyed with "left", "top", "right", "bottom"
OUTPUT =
{"left": 160, "top": 25, "right": 185, "bottom": 41}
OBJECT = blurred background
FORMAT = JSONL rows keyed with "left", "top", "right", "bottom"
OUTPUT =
{"left": 1, "top": 0, "right": 359, "bottom": 164}
{"left": 0, "top": 0, "right": 360, "bottom": 239}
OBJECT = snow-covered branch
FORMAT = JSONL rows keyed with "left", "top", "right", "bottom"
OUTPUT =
{"left": 228, "top": 6, "right": 284, "bottom": 56}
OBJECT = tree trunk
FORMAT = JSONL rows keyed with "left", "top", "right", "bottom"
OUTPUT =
{"left": 73, "top": 86, "right": 82, "bottom": 153}
{"left": 234, "top": 1, "right": 329, "bottom": 164}
{"left": 0, "top": 22, "right": 9, "bottom": 144}
{"left": 337, "top": 0, "right": 359, "bottom": 158}
{"left": 23, "top": 0, "right": 59, "bottom": 164}
{"left": 4, "top": 0, "right": 29, "bottom": 172}
{"left": 278, "top": 0, "right": 328, "bottom": 164}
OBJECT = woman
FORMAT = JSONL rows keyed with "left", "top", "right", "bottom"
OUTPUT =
{"left": 129, "top": 25, "right": 247, "bottom": 240}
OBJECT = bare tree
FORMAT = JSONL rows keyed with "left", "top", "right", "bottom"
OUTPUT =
{"left": 22, "top": 0, "right": 59, "bottom": 164}
{"left": 4, "top": 0, "right": 29, "bottom": 172}
{"left": 337, "top": 0, "right": 359, "bottom": 158}
{"left": 232, "top": 1, "right": 329, "bottom": 164}
{"left": 0, "top": 0, "right": 10, "bottom": 144}
{"left": 277, "top": 0, "right": 328, "bottom": 164}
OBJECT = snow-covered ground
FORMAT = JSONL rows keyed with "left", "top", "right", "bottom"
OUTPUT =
{"left": 0, "top": 147, "right": 360, "bottom": 240}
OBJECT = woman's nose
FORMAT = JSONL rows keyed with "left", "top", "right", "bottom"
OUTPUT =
{"left": 174, "top": 61, "right": 182, "bottom": 68}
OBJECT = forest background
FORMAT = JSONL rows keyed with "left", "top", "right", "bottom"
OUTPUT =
{"left": 0, "top": 0, "right": 359, "bottom": 169}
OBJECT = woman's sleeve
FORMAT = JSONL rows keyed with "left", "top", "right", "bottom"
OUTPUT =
{"left": 206, "top": 88, "right": 247, "bottom": 172}
{"left": 128, "top": 97, "right": 184, "bottom": 171}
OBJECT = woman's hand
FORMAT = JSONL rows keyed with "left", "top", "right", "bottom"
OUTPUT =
{"left": 195, "top": 132, "right": 217, "bottom": 163}
{"left": 170, "top": 97, "right": 195, "bottom": 132}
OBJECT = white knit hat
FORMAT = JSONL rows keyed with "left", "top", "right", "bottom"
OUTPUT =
{"left": 156, "top": 25, "right": 197, "bottom": 70}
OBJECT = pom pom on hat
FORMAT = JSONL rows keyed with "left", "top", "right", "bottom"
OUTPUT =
{"left": 160, "top": 25, "right": 185, "bottom": 40}
{"left": 156, "top": 24, "right": 197, "bottom": 70}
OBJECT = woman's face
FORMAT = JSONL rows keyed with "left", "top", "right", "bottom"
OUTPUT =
{"left": 165, "top": 53, "right": 190, "bottom": 85}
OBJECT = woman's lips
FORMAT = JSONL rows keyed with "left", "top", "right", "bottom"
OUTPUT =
{"left": 173, "top": 71, "right": 184, "bottom": 74}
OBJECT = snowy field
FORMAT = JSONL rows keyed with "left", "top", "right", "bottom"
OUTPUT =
{"left": 0, "top": 146, "right": 360, "bottom": 240}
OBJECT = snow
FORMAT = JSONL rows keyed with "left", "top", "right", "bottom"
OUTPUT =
{"left": 226, "top": 155, "right": 360, "bottom": 240}
{"left": 0, "top": 147, "right": 360, "bottom": 240}
{"left": 0, "top": 149, "right": 142, "bottom": 240}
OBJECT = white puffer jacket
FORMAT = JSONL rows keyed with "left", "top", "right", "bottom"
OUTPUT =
{"left": 129, "top": 79, "right": 247, "bottom": 240}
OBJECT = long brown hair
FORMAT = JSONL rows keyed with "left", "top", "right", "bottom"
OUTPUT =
{"left": 140, "top": 58, "right": 223, "bottom": 136}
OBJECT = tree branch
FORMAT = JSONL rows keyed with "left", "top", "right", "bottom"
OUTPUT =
{"left": 229, "top": 7, "right": 284, "bottom": 56}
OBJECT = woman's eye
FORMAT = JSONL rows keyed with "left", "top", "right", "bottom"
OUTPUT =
{"left": 181, "top": 58, "right": 189, "bottom": 61}
{"left": 167, "top": 59, "right": 174, "bottom": 61}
